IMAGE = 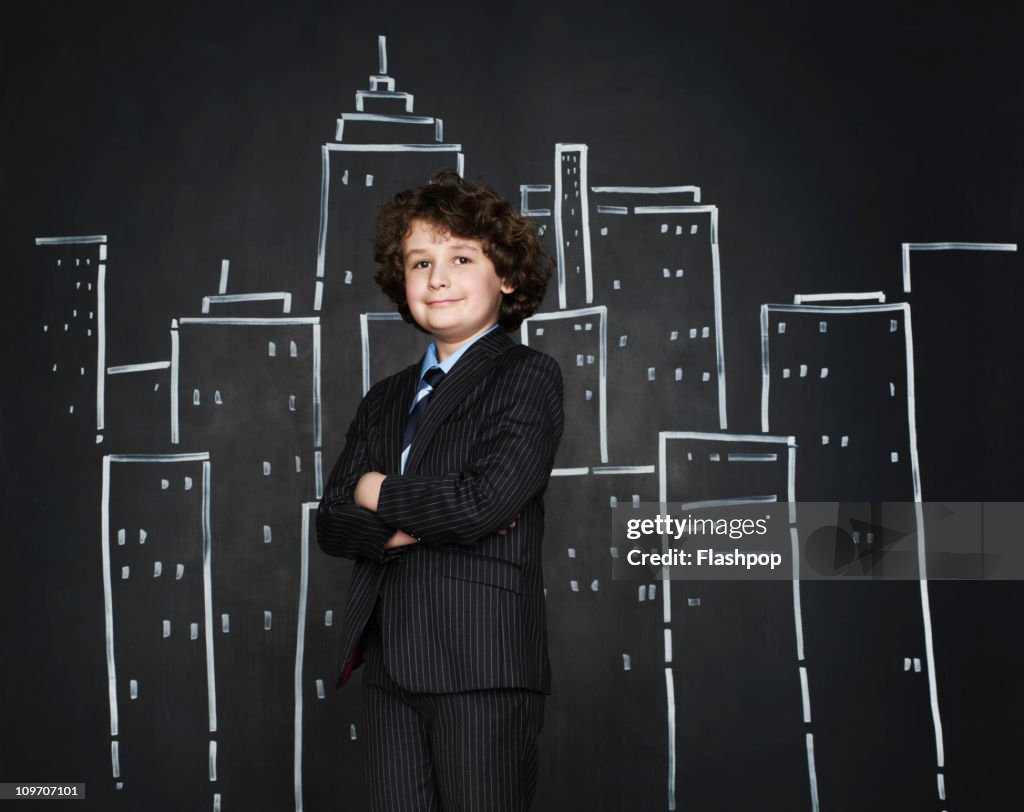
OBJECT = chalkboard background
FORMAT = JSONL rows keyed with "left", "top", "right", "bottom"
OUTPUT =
{"left": 3, "top": 1, "right": 1023, "bottom": 809}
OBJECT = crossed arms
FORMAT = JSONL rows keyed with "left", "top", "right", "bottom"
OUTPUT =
{"left": 316, "top": 353, "right": 563, "bottom": 563}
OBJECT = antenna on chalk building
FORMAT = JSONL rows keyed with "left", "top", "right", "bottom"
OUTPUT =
{"left": 378, "top": 34, "right": 388, "bottom": 76}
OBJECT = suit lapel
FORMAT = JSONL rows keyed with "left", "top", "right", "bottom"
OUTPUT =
{"left": 404, "top": 329, "right": 514, "bottom": 475}
{"left": 382, "top": 362, "right": 420, "bottom": 475}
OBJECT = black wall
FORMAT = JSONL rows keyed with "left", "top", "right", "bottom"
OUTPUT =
{"left": 2, "top": 1, "right": 1023, "bottom": 809}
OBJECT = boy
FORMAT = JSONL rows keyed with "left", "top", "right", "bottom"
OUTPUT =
{"left": 317, "top": 170, "right": 564, "bottom": 811}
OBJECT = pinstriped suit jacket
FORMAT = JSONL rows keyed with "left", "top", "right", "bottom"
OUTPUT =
{"left": 316, "top": 328, "right": 564, "bottom": 694}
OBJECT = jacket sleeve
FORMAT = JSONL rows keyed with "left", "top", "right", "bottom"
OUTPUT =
{"left": 375, "top": 352, "right": 564, "bottom": 545}
{"left": 316, "top": 392, "right": 395, "bottom": 563}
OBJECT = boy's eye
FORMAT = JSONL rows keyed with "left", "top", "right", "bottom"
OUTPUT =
{"left": 453, "top": 256, "right": 469, "bottom": 265}
{"left": 411, "top": 260, "right": 430, "bottom": 269}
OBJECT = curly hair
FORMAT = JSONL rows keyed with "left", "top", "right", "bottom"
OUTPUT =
{"left": 373, "top": 170, "right": 552, "bottom": 332}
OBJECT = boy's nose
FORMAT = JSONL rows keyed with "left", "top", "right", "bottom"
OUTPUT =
{"left": 427, "top": 268, "right": 449, "bottom": 288}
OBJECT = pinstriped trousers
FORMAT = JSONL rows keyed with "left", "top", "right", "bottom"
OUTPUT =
{"left": 362, "top": 633, "right": 545, "bottom": 811}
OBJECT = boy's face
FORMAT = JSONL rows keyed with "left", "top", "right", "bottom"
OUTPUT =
{"left": 402, "top": 219, "right": 515, "bottom": 355}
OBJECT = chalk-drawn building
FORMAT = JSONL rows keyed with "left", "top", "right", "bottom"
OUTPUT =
{"left": 761, "top": 299, "right": 941, "bottom": 809}
{"left": 171, "top": 310, "right": 321, "bottom": 810}
{"left": 316, "top": 36, "right": 463, "bottom": 447}
{"left": 592, "top": 188, "right": 726, "bottom": 450}
{"left": 520, "top": 154, "right": 727, "bottom": 469}
{"left": 535, "top": 467, "right": 668, "bottom": 808}
{"left": 658, "top": 431, "right": 812, "bottom": 810}
{"left": 551, "top": 144, "right": 593, "bottom": 309}
{"left": 294, "top": 500, "right": 366, "bottom": 810}
{"left": 761, "top": 301, "right": 914, "bottom": 501}
{"left": 103, "top": 361, "right": 169, "bottom": 449}
{"left": 100, "top": 453, "right": 215, "bottom": 808}
{"left": 521, "top": 305, "right": 608, "bottom": 469}
{"left": 34, "top": 235, "right": 107, "bottom": 441}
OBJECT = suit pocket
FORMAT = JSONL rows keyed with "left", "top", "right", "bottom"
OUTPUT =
{"left": 440, "top": 552, "right": 523, "bottom": 595}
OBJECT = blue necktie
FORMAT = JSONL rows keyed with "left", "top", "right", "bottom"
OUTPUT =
{"left": 402, "top": 366, "right": 446, "bottom": 462}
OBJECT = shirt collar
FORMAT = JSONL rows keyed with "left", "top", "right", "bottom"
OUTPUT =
{"left": 417, "top": 324, "right": 500, "bottom": 381}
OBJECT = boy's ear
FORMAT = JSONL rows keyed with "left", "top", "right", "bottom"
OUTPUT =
{"left": 500, "top": 279, "right": 516, "bottom": 295}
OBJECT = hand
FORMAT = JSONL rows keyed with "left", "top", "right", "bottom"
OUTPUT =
{"left": 497, "top": 519, "right": 517, "bottom": 536}
{"left": 354, "top": 472, "right": 386, "bottom": 512}
{"left": 385, "top": 530, "right": 419, "bottom": 549}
